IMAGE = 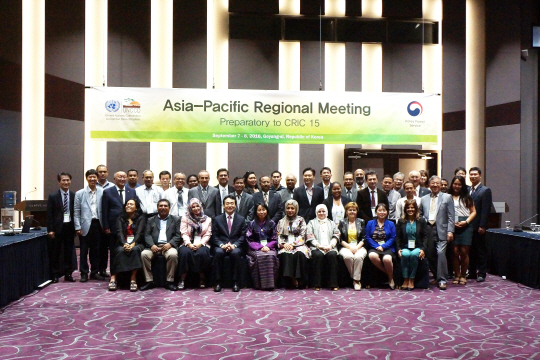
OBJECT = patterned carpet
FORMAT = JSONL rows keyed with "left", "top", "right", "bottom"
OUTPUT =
{"left": 1, "top": 276, "right": 540, "bottom": 359}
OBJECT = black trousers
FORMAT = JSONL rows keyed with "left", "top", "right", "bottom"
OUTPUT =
{"left": 48, "top": 223, "right": 75, "bottom": 278}
{"left": 425, "top": 223, "right": 438, "bottom": 279}
{"left": 279, "top": 251, "right": 308, "bottom": 284}
{"left": 79, "top": 219, "right": 102, "bottom": 275}
{"left": 213, "top": 247, "right": 243, "bottom": 282}
{"left": 310, "top": 249, "right": 339, "bottom": 288}
{"left": 469, "top": 230, "right": 487, "bottom": 278}
{"left": 99, "top": 230, "right": 110, "bottom": 273}
{"left": 178, "top": 245, "right": 212, "bottom": 276}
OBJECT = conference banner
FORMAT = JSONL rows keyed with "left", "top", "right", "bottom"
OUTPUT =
{"left": 87, "top": 87, "right": 440, "bottom": 145}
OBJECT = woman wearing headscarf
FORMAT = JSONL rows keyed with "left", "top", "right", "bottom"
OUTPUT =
{"left": 177, "top": 198, "right": 212, "bottom": 290}
{"left": 111, "top": 199, "right": 146, "bottom": 291}
{"left": 276, "top": 199, "right": 309, "bottom": 288}
{"left": 307, "top": 204, "right": 341, "bottom": 290}
{"left": 246, "top": 203, "right": 279, "bottom": 290}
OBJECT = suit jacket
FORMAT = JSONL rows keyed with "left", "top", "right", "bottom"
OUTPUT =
{"left": 470, "top": 183, "right": 492, "bottom": 230}
{"left": 418, "top": 187, "right": 431, "bottom": 197}
{"left": 279, "top": 188, "right": 295, "bottom": 205}
{"left": 293, "top": 185, "right": 325, "bottom": 223}
{"left": 233, "top": 191, "right": 254, "bottom": 224}
{"left": 252, "top": 191, "right": 284, "bottom": 224}
{"left": 341, "top": 186, "right": 358, "bottom": 202}
{"left": 180, "top": 216, "right": 212, "bottom": 247}
{"left": 211, "top": 213, "right": 247, "bottom": 249}
{"left": 420, "top": 192, "right": 455, "bottom": 240}
{"left": 316, "top": 181, "right": 335, "bottom": 199}
{"left": 214, "top": 184, "right": 235, "bottom": 216}
{"left": 357, "top": 187, "right": 390, "bottom": 222}
{"left": 338, "top": 218, "right": 365, "bottom": 248}
{"left": 101, "top": 185, "right": 136, "bottom": 233}
{"left": 116, "top": 215, "right": 146, "bottom": 252}
{"left": 387, "top": 189, "right": 402, "bottom": 221}
{"left": 395, "top": 217, "right": 428, "bottom": 252}
{"left": 47, "top": 189, "right": 75, "bottom": 235}
{"left": 323, "top": 196, "right": 351, "bottom": 221}
{"left": 144, "top": 214, "right": 181, "bottom": 248}
{"left": 188, "top": 185, "right": 219, "bottom": 218}
{"left": 365, "top": 219, "right": 396, "bottom": 251}
{"left": 74, "top": 186, "right": 103, "bottom": 236}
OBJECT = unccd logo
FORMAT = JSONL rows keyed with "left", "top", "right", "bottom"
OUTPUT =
{"left": 407, "top": 101, "right": 423, "bottom": 117}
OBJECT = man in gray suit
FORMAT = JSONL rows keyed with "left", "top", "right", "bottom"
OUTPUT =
{"left": 420, "top": 176, "right": 455, "bottom": 290}
{"left": 140, "top": 199, "right": 181, "bottom": 291}
{"left": 342, "top": 172, "right": 357, "bottom": 202}
{"left": 279, "top": 173, "right": 297, "bottom": 204}
{"left": 74, "top": 169, "right": 104, "bottom": 282}
{"left": 232, "top": 176, "right": 254, "bottom": 224}
{"left": 188, "top": 170, "right": 220, "bottom": 218}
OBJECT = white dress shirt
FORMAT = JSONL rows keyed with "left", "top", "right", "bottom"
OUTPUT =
{"left": 136, "top": 185, "right": 165, "bottom": 214}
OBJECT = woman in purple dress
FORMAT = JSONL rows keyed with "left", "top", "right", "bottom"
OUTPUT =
{"left": 246, "top": 203, "right": 279, "bottom": 290}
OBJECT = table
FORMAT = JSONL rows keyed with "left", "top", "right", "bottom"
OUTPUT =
{"left": 0, "top": 230, "right": 49, "bottom": 308}
{"left": 487, "top": 229, "right": 540, "bottom": 289}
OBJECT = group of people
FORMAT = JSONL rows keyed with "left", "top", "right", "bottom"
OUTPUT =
{"left": 46, "top": 164, "right": 492, "bottom": 292}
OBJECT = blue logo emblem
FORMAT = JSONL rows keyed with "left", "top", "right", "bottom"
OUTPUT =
{"left": 105, "top": 100, "right": 120, "bottom": 112}
{"left": 407, "top": 101, "right": 423, "bottom": 117}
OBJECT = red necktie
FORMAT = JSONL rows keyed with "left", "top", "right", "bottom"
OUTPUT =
{"left": 227, "top": 215, "right": 232, "bottom": 234}
{"left": 371, "top": 190, "right": 376, "bottom": 207}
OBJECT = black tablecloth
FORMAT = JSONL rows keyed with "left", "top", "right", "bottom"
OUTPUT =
{"left": 487, "top": 229, "right": 540, "bottom": 289}
{"left": 0, "top": 230, "right": 50, "bottom": 308}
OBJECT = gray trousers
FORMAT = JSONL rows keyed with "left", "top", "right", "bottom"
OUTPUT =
{"left": 426, "top": 223, "right": 448, "bottom": 283}
{"left": 141, "top": 246, "right": 178, "bottom": 282}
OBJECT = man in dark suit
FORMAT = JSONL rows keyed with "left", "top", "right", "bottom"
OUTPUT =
{"left": 211, "top": 195, "right": 247, "bottom": 292}
{"left": 140, "top": 199, "right": 181, "bottom": 291}
{"left": 279, "top": 173, "right": 297, "bottom": 204}
{"left": 215, "top": 168, "right": 234, "bottom": 215}
{"left": 46, "top": 172, "right": 76, "bottom": 283}
{"left": 409, "top": 170, "right": 431, "bottom": 197}
{"left": 232, "top": 176, "right": 254, "bottom": 223}
{"left": 101, "top": 171, "right": 136, "bottom": 277}
{"left": 468, "top": 167, "right": 493, "bottom": 282}
{"left": 341, "top": 171, "right": 358, "bottom": 202}
{"left": 253, "top": 175, "right": 284, "bottom": 224}
{"left": 316, "top": 167, "right": 334, "bottom": 199}
{"left": 188, "top": 170, "right": 220, "bottom": 218}
{"left": 293, "top": 167, "right": 325, "bottom": 223}
{"left": 357, "top": 170, "right": 390, "bottom": 222}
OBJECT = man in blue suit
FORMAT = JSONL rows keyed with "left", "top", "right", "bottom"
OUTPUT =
{"left": 252, "top": 175, "right": 283, "bottom": 224}
{"left": 420, "top": 176, "right": 455, "bottom": 290}
{"left": 101, "top": 171, "right": 136, "bottom": 277}
{"left": 74, "top": 169, "right": 104, "bottom": 282}
{"left": 211, "top": 195, "right": 247, "bottom": 292}
{"left": 468, "top": 167, "right": 493, "bottom": 282}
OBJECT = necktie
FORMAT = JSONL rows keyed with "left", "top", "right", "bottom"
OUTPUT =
{"left": 118, "top": 189, "right": 124, "bottom": 204}
{"left": 63, "top": 193, "right": 68, "bottom": 213}
{"left": 236, "top": 195, "right": 241, "bottom": 210}
{"left": 371, "top": 190, "right": 376, "bottom": 207}
{"left": 429, "top": 196, "right": 437, "bottom": 225}
{"left": 347, "top": 190, "right": 351, "bottom": 197}
{"left": 227, "top": 215, "right": 232, "bottom": 234}
{"left": 222, "top": 188, "right": 227, "bottom": 201}
{"left": 264, "top": 192, "right": 268, "bottom": 206}
{"left": 202, "top": 187, "right": 208, "bottom": 203}
{"left": 470, "top": 186, "right": 476, "bottom": 197}
{"left": 178, "top": 189, "right": 183, "bottom": 207}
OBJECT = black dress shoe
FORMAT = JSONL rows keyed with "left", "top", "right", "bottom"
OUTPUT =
{"left": 80, "top": 273, "right": 88, "bottom": 283}
{"left": 64, "top": 275, "right": 75, "bottom": 282}
{"left": 214, "top": 283, "right": 222, "bottom": 292}
{"left": 99, "top": 271, "right": 110, "bottom": 278}
{"left": 140, "top": 282, "right": 155, "bottom": 291}
{"left": 165, "top": 282, "right": 177, "bottom": 291}
{"left": 52, "top": 277, "right": 59, "bottom": 283}
{"left": 232, "top": 283, "right": 239, "bottom": 292}
{"left": 90, "top": 273, "right": 105, "bottom": 281}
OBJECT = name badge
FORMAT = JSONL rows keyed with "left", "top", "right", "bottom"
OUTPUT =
{"left": 127, "top": 235, "right": 135, "bottom": 244}
{"left": 260, "top": 240, "right": 267, "bottom": 246}
{"left": 371, "top": 207, "right": 376, "bottom": 217}
{"left": 455, "top": 216, "right": 459, "bottom": 223}
{"left": 408, "top": 240, "right": 415, "bottom": 249}
{"left": 288, "top": 235, "right": 295, "bottom": 244}
{"left": 350, "top": 240, "right": 357, "bottom": 246}
{"left": 194, "top": 236, "right": 202, "bottom": 245}
{"left": 63, "top": 214, "right": 70, "bottom": 223}
{"left": 377, "top": 240, "right": 385, "bottom": 245}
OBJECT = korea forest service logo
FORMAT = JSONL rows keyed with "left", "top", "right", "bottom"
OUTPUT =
{"left": 407, "top": 101, "right": 423, "bottom": 117}
{"left": 105, "top": 100, "right": 120, "bottom": 112}
{"left": 123, "top": 98, "right": 141, "bottom": 113}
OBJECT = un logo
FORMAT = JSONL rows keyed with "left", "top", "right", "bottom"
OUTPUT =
{"left": 407, "top": 101, "right": 423, "bottom": 117}
{"left": 105, "top": 100, "right": 120, "bottom": 112}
